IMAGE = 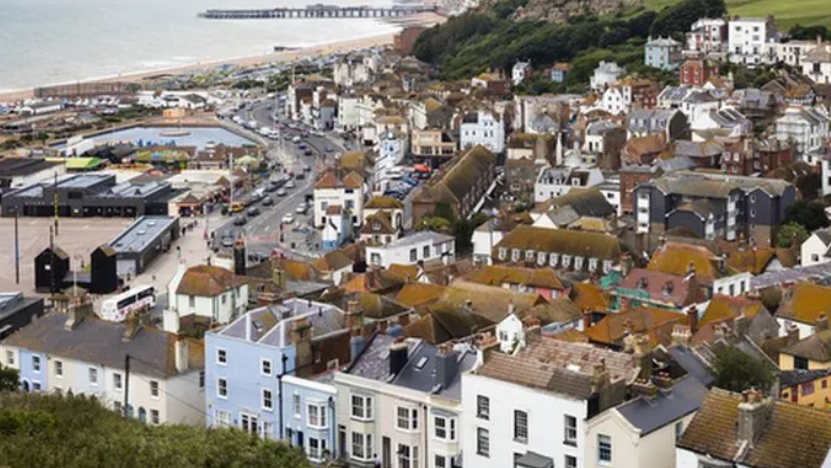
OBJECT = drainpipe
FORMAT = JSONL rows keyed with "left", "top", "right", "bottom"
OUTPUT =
{"left": 278, "top": 353, "right": 289, "bottom": 440}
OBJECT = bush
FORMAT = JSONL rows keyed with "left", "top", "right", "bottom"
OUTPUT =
{"left": 776, "top": 222, "right": 810, "bottom": 248}
{"left": 784, "top": 200, "right": 830, "bottom": 232}
{"left": 712, "top": 346, "right": 775, "bottom": 393}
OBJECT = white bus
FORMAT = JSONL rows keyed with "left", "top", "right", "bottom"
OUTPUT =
{"left": 101, "top": 285, "right": 156, "bottom": 322}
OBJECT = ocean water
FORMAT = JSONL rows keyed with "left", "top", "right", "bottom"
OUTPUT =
{"left": 0, "top": 0, "right": 401, "bottom": 93}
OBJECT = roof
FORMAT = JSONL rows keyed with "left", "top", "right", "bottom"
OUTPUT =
{"left": 394, "top": 283, "right": 447, "bottom": 308}
{"left": 647, "top": 170, "right": 792, "bottom": 199}
{"left": 777, "top": 282, "right": 831, "bottom": 325}
{"left": 674, "top": 140, "right": 724, "bottom": 159}
{"left": 678, "top": 388, "right": 831, "bottom": 468}
{"left": 616, "top": 376, "right": 708, "bottom": 436}
{"left": 495, "top": 225, "right": 622, "bottom": 261}
{"left": 584, "top": 307, "right": 687, "bottom": 347}
{"left": 313, "top": 242, "right": 362, "bottom": 272}
{"left": 360, "top": 212, "right": 395, "bottom": 236}
{"left": 405, "top": 303, "right": 492, "bottom": 344}
{"left": 666, "top": 345, "right": 715, "bottom": 387}
{"left": 647, "top": 242, "right": 727, "bottom": 285}
{"left": 176, "top": 265, "right": 246, "bottom": 297}
{"left": 464, "top": 265, "right": 564, "bottom": 291}
{"left": 779, "top": 368, "right": 831, "bottom": 388}
{"left": 413, "top": 146, "right": 496, "bottom": 206}
{"left": 617, "top": 268, "right": 701, "bottom": 307}
{"left": 3, "top": 313, "right": 203, "bottom": 379}
{"left": 527, "top": 298, "right": 582, "bottom": 325}
{"left": 781, "top": 329, "right": 831, "bottom": 363}
{"left": 474, "top": 338, "right": 635, "bottom": 399}
{"left": 108, "top": 216, "right": 178, "bottom": 254}
{"left": 699, "top": 295, "right": 763, "bottom": 328}
{"left": 535, "top": 188, "right": 615, "bottom": 218}
{"left": 441, "top": 279, "right": 545, "bottom": 323}
{"left": 572, "top": 283, "right": 609, "bottom": 312}
{"left": 0, "top": 158, "right": 62, "bottom": 178}
{"left": 374, "top": 231, "right": 454, "bottom": 250}
{"left": 728, "top": 248, "right": 776, "bottom": 275}
{"left": 365, "top": 196, "right": 404, "bottom": 209}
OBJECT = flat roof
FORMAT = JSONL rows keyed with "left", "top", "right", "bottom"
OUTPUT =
{"left": 0, "top": 292, "right": 41, "bottom": 322}
{"left": 108, "top": 216, "right": 178, "bottom": 254}
{"left": 0, "top": 159, "right": 62, "bottom": 178}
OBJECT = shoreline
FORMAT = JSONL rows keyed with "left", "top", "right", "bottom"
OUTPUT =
{"left": 0, "top": 29, "right": 407, "bottom": 104}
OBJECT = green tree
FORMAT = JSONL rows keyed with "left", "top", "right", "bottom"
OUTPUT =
{"left": 776, "top": 222, "right": 810, "bottom": 248}
{"left": 649, "top": 0, "right": 726, "bottom": 39}
{"left": 0, "top": 392, "right": 312, "bottom": 468}
{"left": 712, "top": 347, "right": 775, "bottom": 392}
{"left": 415, "top": 216, "right": 453, "bottom": 232}
{"left": 784, "top": 200, "right": 830, "bottom": 232}
{"left": 0, "top": 367, "right": 18, "bottom": 393}
{"left": 789, "top": 24, "right": 830, "bottom": 41}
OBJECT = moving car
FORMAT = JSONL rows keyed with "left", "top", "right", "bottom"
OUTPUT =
{"left": 282, "top": 213, "right": 295, "bottom": 224}
{"left": 233, "top": 216, "right": 247, "bottom": 226}
{"left": 303, "top": 149, "right": 314, "bottom": 156}
{"left": 248, "top": 207, "right": 261, "bottom": 217}
{"left": 262, "top": 197, "right": 274, "bottom": 206}
{"left": 285, "top": 180, "right": 296, "bottom": 189}
{"left": 220, "top": 236, "right": 235, "bottom": 248}
{"left": 276, "top": 188, "right": 288, "bottom": 197}
{"left": 295, "top": 203, "right": 308, "bottom": 215}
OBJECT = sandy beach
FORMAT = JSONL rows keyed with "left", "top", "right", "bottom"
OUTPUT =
{"left": 0, "top": 13, "right": 441, "bottom": 105}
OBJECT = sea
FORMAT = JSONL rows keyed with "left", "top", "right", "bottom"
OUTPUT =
{"left": 0, "top": 0, "right": 401, "bottom": 94}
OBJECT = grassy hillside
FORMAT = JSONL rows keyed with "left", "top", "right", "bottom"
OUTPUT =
{"left": 645, "top": 0, "right": 831, "bottom": 28}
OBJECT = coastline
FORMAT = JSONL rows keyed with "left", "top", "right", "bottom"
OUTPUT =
{"left": 0, "top": 31, "right": 400, "bottom": 104}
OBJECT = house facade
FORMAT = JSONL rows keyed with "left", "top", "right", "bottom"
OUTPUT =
{"left": 645, "top": 37, "right": 682, "bottom": 71}
{"left": 366, "top": 231, "right": 455, "bottom": 269}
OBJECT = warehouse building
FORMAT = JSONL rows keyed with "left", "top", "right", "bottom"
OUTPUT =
{"left": 108, "top": 215, "right": 179, "bottom": 279}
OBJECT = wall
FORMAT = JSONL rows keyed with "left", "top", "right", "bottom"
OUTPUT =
{"left": 282, "top": 375, "right": 338, "bottom": 461}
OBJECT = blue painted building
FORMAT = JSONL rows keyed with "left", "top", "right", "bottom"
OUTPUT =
{"left": 645, "top": 36, "right": 682, "bottom": 71}
{"left": 550, "top": 62, "right": 570, "bottom": 83}
{"left": 282, "top": 373, "right": 338, "bottom": 463}
{"left": 205, "top": 298, "right": 348, "bottom": 442}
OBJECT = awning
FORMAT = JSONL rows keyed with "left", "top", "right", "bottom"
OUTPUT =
{"left": 515, "top": 451, "right": 554, "bottom": 468}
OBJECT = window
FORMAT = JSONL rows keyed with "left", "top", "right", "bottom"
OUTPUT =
{"left": 32, "top": 381, "right": 41, "bottom": 391}
{"left": 217, "top": 378, "right": 228, "bottom": 398}
{"left": 5, "top": 351, "right": 13, "bottom": 366}
{"left": 32, "top": 356, "right": 41, "bottom": 373}
{"left": 308, "top": 404, "right": 327, "bottom": 428}
{"left": 214, "top": 410, "right": 231, "bottom": 427}
{"left": 151, "top": 409, "right": 160, "bottom": 425}
{"left": 261, "top": 358, "right": 272, "bottom": 376}
{"left": 89, "top": 368, "right": 98, "bottom": 385}
{"left": 514, "top": 410, "right": 528, "bottom": 443}
{"left": 114, "top": 373, "right": 123, "bottom": 390}
{"left": 351, "top": 432, "right": 372, "bottom": 461}
{"left": 435, "top": 455, "right": 447, "bottom": 468}
{"left": 259, "top": 388, "right": 273, "bottom": 410}
{"left": 675, "top": 421, "right": 684, "bottom": 439}
{"left": 54, "top": 360, "right": 63, "bottom": 378}
{"left": 410, "top": 248, "right": 417, "bottom": 262}
{"left": 308, "top": 437, "right": 327, "bottom": 462}
{"left": 598, "top": 434, "right": 612, "bottom": 464}
{"left": 795, "top": 356, "right": 809, "bottom": 370}
{"left": 293, "top": 394, "right": 301, "bottom": 417}
{"left": 424, "top": 245, "right": 430, "bottom": 258}
{"left": 217, "top": 348, "right": 227, "bottom": 365}
{"left": 398, "top": 444, "right": 418, "bottom": 468}
{"left": 240, "top": 413, "right": 258, "bottom": 435}
{"left": 477, "top": 428, "right": 490, "bottom": 457}
{"left": 477, "top": 395, "right": 490, "bottom": 419}
{"left": 498, "top": 248, "right": 507, "bottom": 260}
{"left": 565, "top": 455, "right": 577, "bottom": 468}
{"left": 434, "top": 415, "right": 456, "bottom": 441}
{"left": 397, "top": 406, "right": 418, "bottom": 431}
{"left": 351, "top": 394, "right": 373, "bottom": 420}
{"left": 802, "top": 381, "right": 815, "bottom": 396}
{"left": 564, "top": 415, "right": 577, "bottom": 445}
{"left": 188, "top": 295, "right": 195, "bottom": 308}
{"left": 150, "top": 380, "right": 159, "bottom": 398}
{"left": 199, "top": 370, "right": 205, "bottom": 389}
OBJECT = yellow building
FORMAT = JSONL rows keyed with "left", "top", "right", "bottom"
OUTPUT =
{"left": 779, "top": 323, "right": 831, "bottom": 371}
{"left": 779, "top": 369, "right": 831, "bottom": 408}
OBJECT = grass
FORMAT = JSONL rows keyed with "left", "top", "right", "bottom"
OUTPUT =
{"left": 644, "top": 0, "right": 831, "bottom": 29}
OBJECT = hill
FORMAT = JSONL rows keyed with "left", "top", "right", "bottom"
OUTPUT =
{"left": 646, "top": 0, "right": 831, "bottom": 28}
{"left": 0, "top": 392, "right": 313, "bottom": 468}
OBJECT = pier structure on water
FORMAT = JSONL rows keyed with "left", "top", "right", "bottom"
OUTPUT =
{"left": 198, "top": 4, "right": 436, "bottom": 19}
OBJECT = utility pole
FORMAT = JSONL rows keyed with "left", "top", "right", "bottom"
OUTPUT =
{"left": 49, "top": 225, "right": 56, "bottom": 295}
{"left": 14, "top": 212, "right": 19, "bottom": 285}
{"left": 123, "top": 354, "right": 131, "bottom": 418}
{"left": 53, "top": 171, "right": 59, "bottom": 237}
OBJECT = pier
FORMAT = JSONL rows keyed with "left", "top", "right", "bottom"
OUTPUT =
{"left": 198, "top": 4, "right": 436, "bottom": 19}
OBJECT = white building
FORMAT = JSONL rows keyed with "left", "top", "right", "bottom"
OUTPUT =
{"left": 775, "top": 106, "right": 829, "bottom": 154}
{"left": 686, "top": 18, "right": 728, "bottom": 54}
{"left": 801, "top": 227, "right": 831, "bottom": 267}
{"left": 727, "top": 17, "right": 778, "bottom": 66}
{"left": 313, "top": 170, "right": 366, "bottom": 228}
{"left": 598, "top": 86, "right": 631, "bottom": 116}
{"left": 366, "top": 231, "right": 455, "bottom": 268}
{"left": 534, "top": 166, "right": 605, "bottom": 203}
{"left": 590, "top": 62, "right": 624, "bottom": 91}
{"left": 333, "top": 58, "right": 371, "bottom": 87}
{"left": 460, "top": 109, "right": 505, "bottom": 154}
{"left": 462, "top": 338, "right": 638, "bottom": 468}
{"left": 166, "top": 264, "right": 249, "bottom": 325}
{"left": 803, "top": 41, "right": 831, "bottom": 85}
{"left": 1, "top": 306, "right": 205, "bottom": 426}
{"left": 337, "top": 94, "right": 384, "bottom": 132}
{"left": 766, "top": 40, "right": 817, "bottom": 67}
{"left": 512, "top": 61, "right": 532, "bottom": 86}
{"left": 374, "top": 131, "right": 408, "bottom": 191}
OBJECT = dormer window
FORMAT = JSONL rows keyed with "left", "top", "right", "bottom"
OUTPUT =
{"left": 525, "top": 250, "right": 535, "bottom": 262}
{"left": 537, "top": 252, "right": 547, "bottom": 266}
{"left": 372, "top": 222, "right": 381, "bottom": 231}
{"left": 549, "top": 253, "right": 559, "bottom": 267}
{"left": 512, "top": 249, "right": 521, "bottom": 262}
{"left": 498, "top": 248, "right": 507, "bottom": 261}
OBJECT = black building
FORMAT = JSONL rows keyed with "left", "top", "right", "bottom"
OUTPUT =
{"left": 0, "top": 293, "right": 45, "bottom": 339}
{"left": 34, "top": 246, "right": 70, "bottom": 293}
{"left": 90, "top": 244, "right": 119, "bottom": 294}
{"left": 108, "top": 216, "right": 179, "bottom": 279}
{"left": 1, "top": 173, "right": 176, "bottom": 218}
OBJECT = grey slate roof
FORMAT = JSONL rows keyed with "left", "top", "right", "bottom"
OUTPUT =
{"left": 515, "top": 451, "right": 554, "bottom": 468}
{"left": 665, "top": 345, "right": 715, "bottom": 387}
{"left": 616, "top": 376, "right": 709, "bottom": 436}
{"left": 779, "top": 369, "right": 831, "bottom": 388}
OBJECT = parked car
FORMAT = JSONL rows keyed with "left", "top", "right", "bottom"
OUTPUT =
{"left": 295, "top": 204, "right": 308, "bottom": 215}
{"left": 282, "top": 213, "right": 295, "bottom": 224}
{"left": 304, "top": 149, "right": 314, "bottom": 156}
{"left": 233, "top": 216, "right": 248, "bottom": 226}
{"left": 295, "top": 172, "right": 306, "bottom": 180}
{"left": 262, "top": 197, "right": 274, "bottom": 206}
{"left": 247, "top": 207, "right": 261, "bottom": 217}
{"left": 220, "top": 236, "right": 235, "bottom": 248}
{"left": 276, "top": 188, "right": 288, "bottom": 197}
{"left": 285, "top": 180, "right": 296, "bottom": 189}
{"left": 325, "top": 145, "right": 333, "bottom": 153}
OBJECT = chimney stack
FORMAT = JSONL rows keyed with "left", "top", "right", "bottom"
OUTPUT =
{"left": 346, "top": 299, "right": 364, "bottom": 335}
{"left": 273, "top": 264, "right": 288, "bottom": 291}
{"left": 734, "top": 313, "right": 750, "bottom": 339}
{"left": 65, "top": 302, "right": 93, "bottom": 331}
{"left": 582, "top": 310, "right": 593, "bottom": 330}
{"left": 349, "top": 327, "right": 365, "bottom": 364}
{"left": 175, "top": 337, "right": 189, "bottom": 373}
{"left": 163, "top": 308, "right": 180, "bottom": 334}
{"left": 435, "top": 344, "right": 459, "bottom": 389}
{"left": 291, "top": 317, "right": 313, "bottom": 377}
{"left": 671, "top": 324, "right": 692, "bottom": 347}
{"left": 787, "top": 324, "right": 800, "bottom": 344}
{"left": 389, "top": 337, "right": 409, "bottom": 377}
{"left": 233, "top": 240, "right": 246, "bottom": 276}
{"left": 122, "top": 312, "right": 141, "bottom": 342}
{"left": 686, "top": 306, "right": 699, "bottom": 334}
{"left": 737, "top": 388, "right": 771, "bottom": 448}
{"left": 817, "top": 313, "right": 829, "bottom": 332}
{"left": 591, "top": 359, "right": 610, "bottom": 393}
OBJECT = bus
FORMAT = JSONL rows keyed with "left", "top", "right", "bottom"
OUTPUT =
{"left": 101, "top": 285, "right": 156, "bottom": 322}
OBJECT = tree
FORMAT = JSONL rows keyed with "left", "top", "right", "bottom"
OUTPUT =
{"left": 649, "top": 0, "right": 726, "bottom": 39}
{"left": 0, "top": 367, "right": 18, "bottom": 392}
{"left": 0, "top": 392, "right": 312, "bottom": 468}
{"left": 415, "top": 216, "right": 453, "bottom": 232}
{"left": 776, "top": 222, "right": 810, "bottom": 248}
{"left": 712, "top": 347, "right": 775, "bottom": 393}
{"left": 784, "top": 200, "right": 830, "bottom": 232}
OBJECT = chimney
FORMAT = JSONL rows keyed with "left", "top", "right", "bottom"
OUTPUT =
{"left": 591, "top": 359, "right": 610, "bottom": 394}
{"left": 737, "top": 389, "right": 771, "bottom": 448}
{"left": 435, "top": 344, "right": 459, "bottom": 389}
{"left": 632, "top": 333, "right": 653, "bottom": 381}
{"left": 346, "top": 299, "right": 364, "bottom": 335}
{"left": 291, "top": 317, "right": 313, "bottom": 377}
{"left": 621, "top": 253, "right": 633, "bottom": 277}
{"left": 687, "top": 306, "right": 699, "bottom": 334}
{"left": 389, "top": 337, "right": 409, "bottom": 376}
{"left": 685, "top": 261, "right": 696, "bottom": 280}
{"left": 163, "top": 308, "right": 180, "bottom": 334}
{"left": 273, "top": 264, "right": 288, "bottom": 290}
{"left": 64, "top": 302, "right": 93, "bottom": 331}
{"left": 817, "top": 313, "right": 829, "bottom": 332}
{"left": 787, "top": 324, "right": 800, "bottom": 344}
{"left": 734, "top": 314, "right": 750, "bottom": 339}
{"left": 175, "top": 337, "right": 189, "bottom": 373}
{"left": 233, "top": 240, "right": 246, "bottom": 276}
{"left": 349, "top": 327, "right": 365, "bottom": 364}
{"left": 654, "top": 371, "right": 673, "bottom": 390}
{"left": 122, "top": 312, "right": 141, "bottom": 342}
{"left": 631, "top": 379, "right": 658, "bottom": 399}
{"left": 671, "top": 324, "right": 692, "bottom": 347}
{"left": 582, "top": 310, "right": 593, "bottom": 330}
